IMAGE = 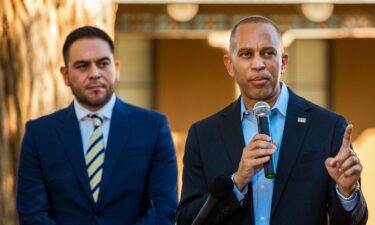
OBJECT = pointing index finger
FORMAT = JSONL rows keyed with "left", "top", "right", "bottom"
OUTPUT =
{"left": 341, "top": 124, "right": 353, "bottom": 150}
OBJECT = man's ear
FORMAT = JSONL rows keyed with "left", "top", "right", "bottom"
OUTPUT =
{"left": 281, "top": 53, "right": 289, "bottom": 74}
{"left": 223, "top": 54, "right": 235, "bottom": 78}
{"left": 114, "top": 60, "right": 120, "bottom": 82}
{"left": 60, "top": 66, "right": 70, "bottom": 86}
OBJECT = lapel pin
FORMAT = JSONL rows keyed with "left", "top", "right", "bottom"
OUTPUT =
{"left": 297, "top": 117, "right": 306, "bottom": 123}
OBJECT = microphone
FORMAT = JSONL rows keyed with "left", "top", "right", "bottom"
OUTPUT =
{"left": 253, "top": 101, "right": 276, "bottom": 179}
{"left": 191, "top": 175, "right": 233, "bottom": 225}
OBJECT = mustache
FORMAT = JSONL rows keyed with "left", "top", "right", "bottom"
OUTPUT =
{"left": 85, "top": 82, "right": 106, "bottom": 89}
{"left": 249, "top": 73, "right": 271, "bottom": 80}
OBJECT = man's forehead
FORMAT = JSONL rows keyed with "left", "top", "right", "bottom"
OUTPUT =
{"left": 68, "top": 39, "right": 113, "bottom": 60}
{"left": 69, "top": 38, "right": 111, "bottom": 51}
{"left": 237, "top": 23, "right": 279, "bottom": 39}
{"left": 231, "top": 23, "right": 282, "bottom": 50}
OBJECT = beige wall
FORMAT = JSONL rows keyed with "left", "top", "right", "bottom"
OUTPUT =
{"left": 154, "top": 39, "right": 236, "bottom": 194}
{"left": 115, "top": 34, "right": 153, "bottom": 109}
{"left": 284, "top": 40, "right": 329, "bottom": 108}
{"left": 332, "top": 39, "right": 375, "bottom": 224}
{"left": 155, "top": 39, "right": 236, "bottom": 133}
{"left": 332, "top": 39, "right": 375, "bottom": 139}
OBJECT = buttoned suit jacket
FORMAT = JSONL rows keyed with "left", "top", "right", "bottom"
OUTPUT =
{"left": 17, "top": 98, "right": 178, "bottom": 225}
{"left": 176, "top": 89, "right": 367, "bottom": 225}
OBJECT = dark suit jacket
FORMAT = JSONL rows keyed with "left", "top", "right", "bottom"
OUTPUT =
{"left": 176, "top": 89, "right": 367, "bottom": 225}
{"left": 17, "top": 98, "right": 178, "bottom": 225}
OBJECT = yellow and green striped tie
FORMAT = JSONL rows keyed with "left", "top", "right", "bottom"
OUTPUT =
{"left": 86, "top": 114, "right": 105, "bottom": 203}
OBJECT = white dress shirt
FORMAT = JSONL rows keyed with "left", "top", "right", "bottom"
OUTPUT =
{"left": 73, "top": 94, "right": 116, "bottom": 155}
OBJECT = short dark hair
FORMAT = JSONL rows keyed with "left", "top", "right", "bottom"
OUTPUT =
{"left": 229, "top": 15, "right": 282, "bottom": 53}
{"left": 62, "top": 26, "right": 115, "bottom": 66}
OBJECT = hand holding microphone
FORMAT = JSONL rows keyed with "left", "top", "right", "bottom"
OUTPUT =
{"left": 254, "top": 101, "right": 276, "bottom": 179}
{"left": 233, "top": 101, "right": 276, "bottom": 190}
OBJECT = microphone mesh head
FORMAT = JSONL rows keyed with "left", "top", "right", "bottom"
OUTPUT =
{"left": 208, "top": 175, "right": 233, "bottom": 200}
{"left": 253, "top": 101, "right": 271, "bottom": 118}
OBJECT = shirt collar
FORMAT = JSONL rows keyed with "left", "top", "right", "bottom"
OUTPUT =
{"left": 74, "top": 93, "right": 116, "bottom": 121}
{"left": 240, "top": 82, "right": 289, "bottom": 120}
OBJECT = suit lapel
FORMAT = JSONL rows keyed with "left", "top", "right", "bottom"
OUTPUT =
{"left": 56, "top": 103, "right": 93, "bottom": 202}
{"left": 97, "top": 99, "right": 135, "bottom": 206}
{"left": 219, "top": 98, "right": 254, "bottom": 222}
{"left": 219, "top": 98, "right": 245, "bottom": 172}
{"left": 271, "top": 90, "right": 313, "bottom": 216}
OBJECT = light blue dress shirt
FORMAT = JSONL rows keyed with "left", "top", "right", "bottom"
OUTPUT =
{"left": 232, "top": 83, "right": 358, "bottom": 225}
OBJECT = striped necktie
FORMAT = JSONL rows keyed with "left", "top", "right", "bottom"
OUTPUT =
{"left": 86, "top": 113, "right": 106, "bottom": 203}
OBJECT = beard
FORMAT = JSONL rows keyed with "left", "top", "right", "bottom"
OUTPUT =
{"left": 71, "top": 85, "right": 114, "bottom": 111}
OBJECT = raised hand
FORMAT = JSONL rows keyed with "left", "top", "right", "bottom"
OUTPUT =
{"left": 325, "top": 124, "right": 363, "bottom": 197}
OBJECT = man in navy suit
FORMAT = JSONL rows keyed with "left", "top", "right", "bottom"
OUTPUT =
{"left": 177, "top": 16, "right": 368, "bottom": 225}
{"left": 16, "top": 26, "right": 178, "bottom": 225}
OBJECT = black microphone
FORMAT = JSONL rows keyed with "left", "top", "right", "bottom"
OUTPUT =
{"left": 253, "top": 101, "right": 276, "bottom": 179}
{"left": 191, "top": 175, "right": 233, "bottom": 225}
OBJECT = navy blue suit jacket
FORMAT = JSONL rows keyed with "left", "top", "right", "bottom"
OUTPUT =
{"left": 17, "top": 98, "right": 178, "bottom": 225}
{"left": 177, "top": 89, "right": 367, "bottom": 225}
